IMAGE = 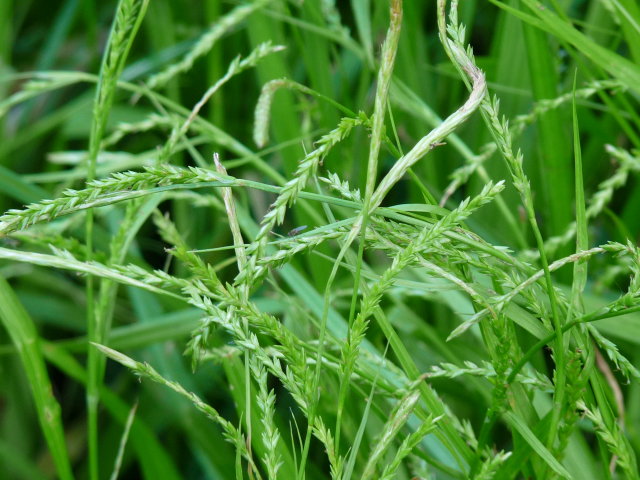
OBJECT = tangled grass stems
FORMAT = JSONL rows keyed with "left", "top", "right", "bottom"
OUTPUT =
{"left": 436, "top": 1, "right": 569, "bottom": 468}
{"left": 213, "top": 152, "right": 255, "bottom": 471}
{"left": 3, "top": 0, "right": 640, "bottom": 478}
{"left": 333, "top": 0, "right": 403, "bottom": 457}
{"left": 338, "top": 181, "right": 505, "bottom": 450}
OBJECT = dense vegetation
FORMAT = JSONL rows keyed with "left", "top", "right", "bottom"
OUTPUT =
{"left": 1, "top": 0, "right": 640, "bottom": 478}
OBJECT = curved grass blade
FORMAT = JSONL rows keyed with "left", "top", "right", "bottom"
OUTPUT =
{"left": 0, "top": 277, "right": 74, "bottom": 480}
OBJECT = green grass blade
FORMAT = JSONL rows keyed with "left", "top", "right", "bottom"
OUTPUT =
{"left": 108, "top": 401, "right": 137, "bottom": 480}
{"left": 42, "top": 344, "right": 183, "bottom": 480}
{"left": 571, "top": 72, "right": 588, "bottom": 316}
{"left": 0, "top": 277, "right": 73, "bottom": 480}
{"left": 493, "top": 0, "right": 640, "bottom": 94}
{"left": 522, "top": 20, "right": 571, "bottom": 242}
{"left": 504, "top": 411, "right": 572, "bottom": 479}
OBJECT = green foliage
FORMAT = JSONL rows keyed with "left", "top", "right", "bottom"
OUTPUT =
{"left": 1, "top": 1, "right": 640, "bottom": 479}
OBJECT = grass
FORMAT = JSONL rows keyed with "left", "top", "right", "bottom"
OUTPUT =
{"left": 1, "top": 0, "right": 640, "bottom": 478}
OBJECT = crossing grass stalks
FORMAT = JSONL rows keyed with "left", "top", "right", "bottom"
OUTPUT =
{"left": 1, "top": 0, "right": 640, "bottom": 479}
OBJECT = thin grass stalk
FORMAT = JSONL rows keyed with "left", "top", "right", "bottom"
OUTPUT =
{"left": 341, "top": 355, "right": 384, "bottom": 480}
{"left": 91, "top": 197, "right": 158, "bottom": 425}
{"left": 498, "top": 98, "right": 566, "bottom": 463}
{"left": 434, "top": 1, "right": 565, "bottom": 468}
{"left": 93, "top": 344, "right": 262, "bottom": 476}
{"left": 532, "top": 75, "right": 594, "bottom": 467}
{"left": 334, "top": 0, "right": 403, "bottom": 456}
{"left": 555, "top": 73, "right": 590, "bottom": 458}
{"left": 298, "top": 233, "right": 354, "bottom": 479}
{"left": 214, "top": 153, "right": 255, "bottom": 474}
{"left": 369, "top": 13, "right": 486, "bottom": 210}
{"left": 83, "top": 2, "right": 148, "bottom": 478}
{"left": 108, "top": 401, "right": 137, "bottom": 480}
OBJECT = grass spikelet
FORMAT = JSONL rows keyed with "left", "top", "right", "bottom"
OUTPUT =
{"left": 254, "top": 115, "right": 366, "bottom": 242}
{"left": 360, "top": 388, "right": 422, "bottom": 480}
{"left": 378, "top": 414, "right": 442, "bottom": 480}
{"left": 161, "top": 42, "right": 285, "bottom": 161}
{"left": 145, "top": 1, "right": 268, "bottom": 90}
{"left": 251, "top": 360, "right": 283, "bottom": 480}
{"left": 93, "top": 343, "right": 259, "bottom": 470}
{"left": 578, "top": 400, "right": 639, "bottom": 478}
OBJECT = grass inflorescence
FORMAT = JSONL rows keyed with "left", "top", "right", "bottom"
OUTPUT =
{"left": 1, "top": 1, "right": 640, "bottom": 479}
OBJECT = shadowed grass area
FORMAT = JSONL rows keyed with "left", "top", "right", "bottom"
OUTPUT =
{"left": 1, "top": 1, "right": 639, "bottom": 478}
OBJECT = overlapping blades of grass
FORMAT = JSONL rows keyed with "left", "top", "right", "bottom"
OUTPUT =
{"left": 1, "top": 1, "right": 640, "bottom": 479}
